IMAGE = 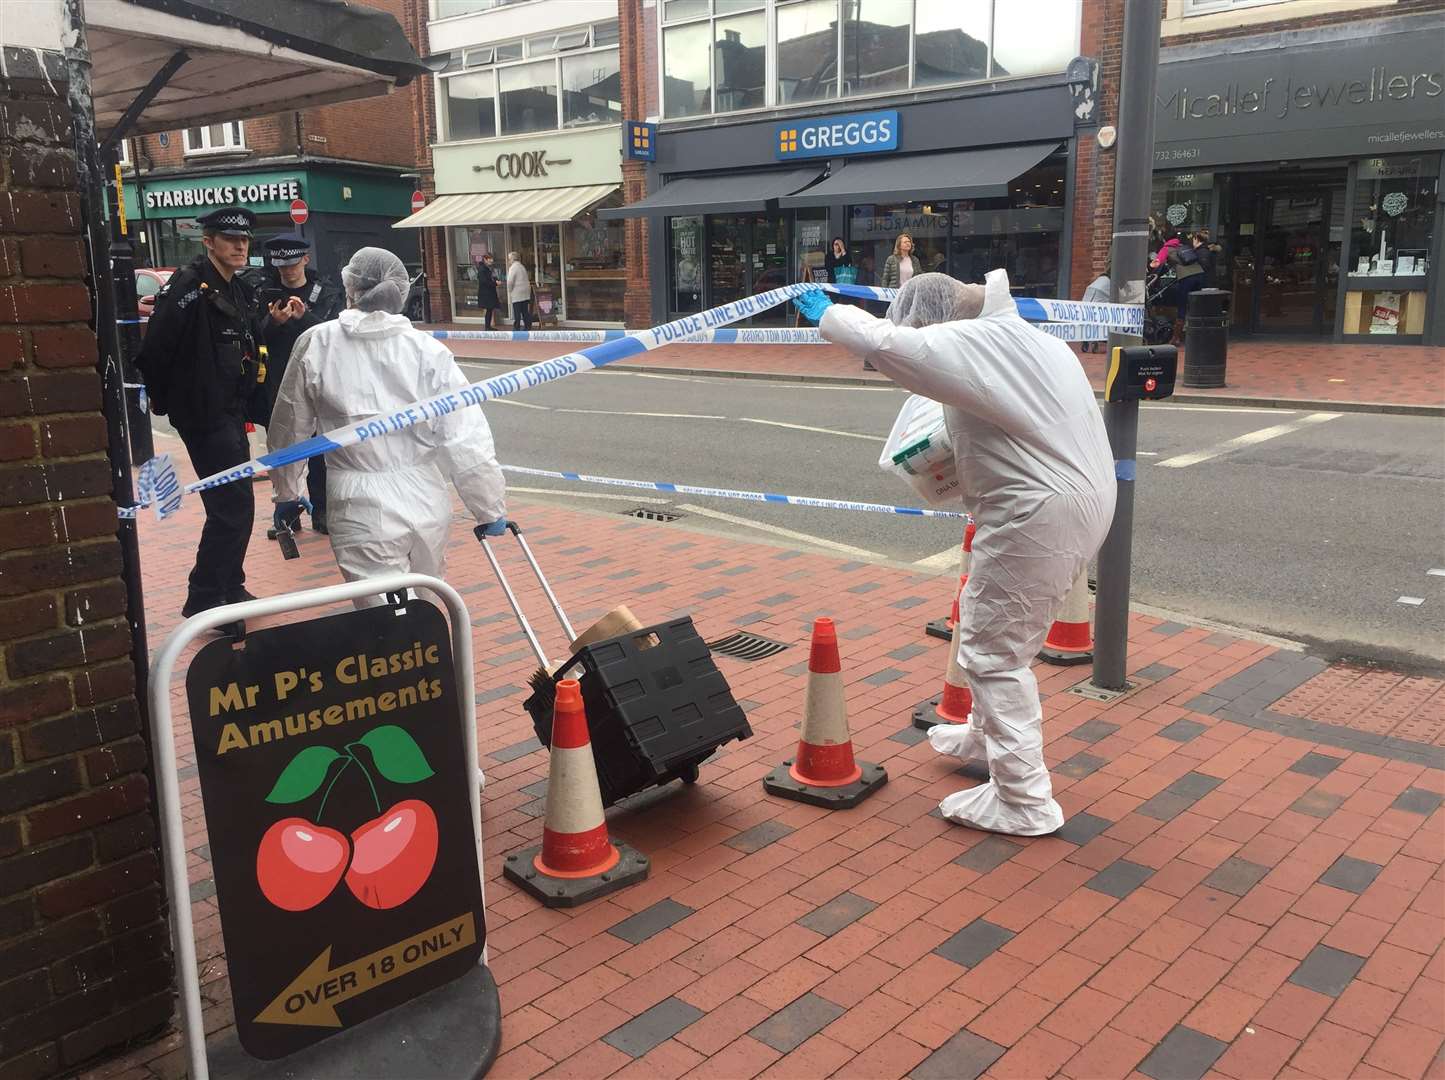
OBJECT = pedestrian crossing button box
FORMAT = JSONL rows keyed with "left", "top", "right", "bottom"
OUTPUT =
{"left": 1105, "top": 345, "right": 1177, "bottom": 402}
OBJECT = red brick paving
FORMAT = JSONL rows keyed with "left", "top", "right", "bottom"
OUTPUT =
{"left": 84, "top": 445, "right": 1444, "bottom": 1080}
{"left": 428, "top": 325, "right": 1445, "bottom": 410}
{"left": 1274, "top": 669, "right": 1445, "bottom": 746}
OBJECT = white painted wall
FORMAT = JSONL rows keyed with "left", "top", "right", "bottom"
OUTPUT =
{"left": 0, "top": 0, "right": 66, "bottom": 50}
{"left": 428, "top": 0, "right": 616, "bottom": 55}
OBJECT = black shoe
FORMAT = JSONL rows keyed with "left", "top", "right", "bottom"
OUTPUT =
{"left": 216, "top": 620, "right": 245, "bottom": 639}
{"left": 312, "top": 509, "right": 328, "bottom": 535}
{"left": 863, "top": 361, "right": 877, "bottom": 371}
{"left": 181, "top": 595, "right": 217, "bottom": 619}
{"left": 227, "top": 588, "right": 258, "bottom": 604}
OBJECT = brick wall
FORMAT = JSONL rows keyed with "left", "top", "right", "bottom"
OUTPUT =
{"left": 620, "top": 0, "right": 652, "bottom": 328}
{"left": 401, "top": 0, "right": 452, "bottom": 320}
{"left": 1071, "top": 0, "right": 1125, "bottom": 296}
{"left": 0, "top": 52, "right": 171, "bottom": 1080}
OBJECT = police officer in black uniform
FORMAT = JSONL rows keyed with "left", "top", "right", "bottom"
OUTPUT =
{"left": 137, "top": 206, "right": 294, "bottom": 628}
{"left": 256, "top": 235, "right": 343, "bottom": 537}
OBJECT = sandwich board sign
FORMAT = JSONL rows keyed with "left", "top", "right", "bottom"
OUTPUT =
{"left": 185, "top": 598, "right": 484, "bottom": 1061}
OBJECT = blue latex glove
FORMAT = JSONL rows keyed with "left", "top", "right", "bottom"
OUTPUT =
{"left": 273, "top": 498, "right": 309, "bottom": 532}
{"left": 793, "top": 289, "right": 833, "bottom": 325}
{"left": 478, "top": 518, "right": 509, "bottom": 537}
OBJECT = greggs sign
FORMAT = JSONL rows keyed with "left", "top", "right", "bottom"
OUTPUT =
{"left": 775, "top": 110, "right": 899, "bottom": 160}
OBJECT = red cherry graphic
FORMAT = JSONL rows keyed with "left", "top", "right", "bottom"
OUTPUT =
{"left": 344, "top": 799, "right": 438, "bottom": 909}
{"left": 256, "top": 818, "right": 350, "bottom": 911}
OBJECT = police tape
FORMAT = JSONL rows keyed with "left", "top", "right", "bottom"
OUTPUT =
{"left": 432, "top": 321, "right": 1118, "bottom": 344}
{"left": 501, "top": 465, "right": 969, "bottom": 520}
{"left": 137, "top": 279, "right": 1140, "bottom": 519}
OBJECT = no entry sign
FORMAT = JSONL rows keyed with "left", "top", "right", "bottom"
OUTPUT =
{"left": 186, "top": 600, "right": 484, "bottom": 1061}
{"left": 411, "top": 190, "right": 425, "bottom": 213}
{"left": 289, "top": 199, "right": 309, "bottom": 225}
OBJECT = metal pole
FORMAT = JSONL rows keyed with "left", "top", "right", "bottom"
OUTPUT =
{"left": 1092, "top": 0, "right": 1161, "bottom": 691}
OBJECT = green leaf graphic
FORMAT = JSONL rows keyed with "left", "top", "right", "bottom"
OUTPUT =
{"left": 265, "top": 745, "right": 341, "bottom": 803}
{"left": 359, "top": 725, "right": 434, "bottom": 784}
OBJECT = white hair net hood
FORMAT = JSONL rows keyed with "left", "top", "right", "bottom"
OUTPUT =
{"left": 886, "top": 272, "right": 985, "bottom": 328}
{"left": 341, "top": 247, "right": 410, "bottom": 314}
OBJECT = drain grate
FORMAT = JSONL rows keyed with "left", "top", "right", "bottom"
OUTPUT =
{"left": 624, "top": 507, "right": 681, "bottom": 522}
{"left": 707, "top": 631, "right": 790, "bottom": 661}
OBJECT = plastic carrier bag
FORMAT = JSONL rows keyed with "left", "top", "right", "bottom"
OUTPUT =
{"left": 879, "top": 394, "right": 959, "bottom": 506}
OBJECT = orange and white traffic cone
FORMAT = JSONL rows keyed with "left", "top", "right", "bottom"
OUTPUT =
{"left": 1039, "top": 569, "right": 1093, "bottom": 666}
{"left": 764, "top": 618, "right": 886, "bottom": 809}
{"left": 912, "top": 615, "right": 974, "bottom": 731}
{"left": 926, "top": 522, "right": 975, "bottom": 639}
{"left": 503, "top": 679, "right": 648, "bottom": 907}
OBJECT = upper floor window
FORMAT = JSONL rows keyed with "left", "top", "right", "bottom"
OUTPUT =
{"left": 184, "top": 121, "right": 246, "bottom": 155}
{"left": 433, "top": 0, "right": 532, "bottom": 18}
{"left": 439, "top": 21, "right": 621, "bottom": 141}
{"left": 662, "top": 0, "right": 1080, "bottom": 119}
{"left": 1183, "top": 0, "right": 1287, "bottom": 13}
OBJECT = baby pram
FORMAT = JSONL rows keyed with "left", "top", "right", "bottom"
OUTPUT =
{"left": 1143, "top": 267, "right": 1176, "bottom": 345}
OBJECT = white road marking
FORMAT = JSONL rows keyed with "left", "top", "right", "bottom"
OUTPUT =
{"left": 739, "top": 417, "right": 881, "bottom": 441}
{"left": 1428, "top": 569, "right": 1445, "bottom": 577}
{"left": 676, "top": 503, "right": 886, "bottom": 561}
{"left": 1397, "top": 596, "right": 1425, "bottom": 606}
{"left": 491, "top": 399, "right": 550, "bottom": 410}
{"left": 1139, "top": 451, "right": 1159, "bottom": 456}
{"left": 1145, "top": 404, "right": 1297, "bottom": 415}
{"left": 509, "top": 485, "right": 669, "bottom": 504}
{"left": 554, "top": 408, "right": 727, "bottom": 420}
{"left": 914, "top": 544, "right": 966, "bottom": 571}
{"left": 1155, "top": 412, "right": 1342, "bottom": 469}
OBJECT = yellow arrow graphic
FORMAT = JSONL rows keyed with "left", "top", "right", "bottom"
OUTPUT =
{"left": 255, "top": 911, "right": 477, "bottom": 1028}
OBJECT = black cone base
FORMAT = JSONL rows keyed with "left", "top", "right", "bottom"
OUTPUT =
{"left": 502, "top": 841, "right": 649, "bottom": 908}
{"left": 925, "top": 618, "right": 952, "bottom": 640}
{"left": 763, "top": 759, "right": 887, "bottom": 809}
{"left": 1038, "top": 646, "right": 1092, "bottom": 666}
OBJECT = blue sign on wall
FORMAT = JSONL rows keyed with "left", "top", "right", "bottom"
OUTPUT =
{"left": 775, "top": 110, "right": 899, "bottom": 160}
{"left": 626, "top": 121, "right": 657, "bottom": 162}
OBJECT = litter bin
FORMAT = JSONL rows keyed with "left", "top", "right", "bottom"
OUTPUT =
{"left": 1183, "top": 288, "right": 1229, "bottom": 388}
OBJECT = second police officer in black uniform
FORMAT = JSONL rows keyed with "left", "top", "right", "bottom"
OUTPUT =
{"left": 255, "top": 235, "right": 343, "bottom": 537}
{"left": 136, "top": 207, "right": 303, "bottom": 631}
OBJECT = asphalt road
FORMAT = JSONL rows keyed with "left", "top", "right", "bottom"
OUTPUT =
{"left": 459, "top": 360, "right": 1445, "bottom": 670}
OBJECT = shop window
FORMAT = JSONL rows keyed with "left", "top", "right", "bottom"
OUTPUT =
{"left": 669, "top": 215, "right": 704, "bottom": 314}
{"left": 913, "top": 0, "right": 990, "bottom": 88}
{"left": 715, "top": 12, "right": 766, "bottom": 112}
{"left": 564, "top": 194, "right": 626, "bottom": 323}
{"left": 499, "top": 60, "right": 560, "bottom": 135}
{"left": 777, "top": 0, "right": 840, "bottom": 104}
{"left": 452, "top": 227, "right": 504, "bottom": 313}
{"left": 445, "top": 70, "right": 498, "bottom": 141}
{"left": 183, "top": 121, "right": 245, "bottom": 156}
{"left": 992, "top": 2, "right": 1077, "bottom": 79}
{"left": 841, "top": 0, "right": 911, "bottom": 98}
{"left": 562, "top": 50, "right": 622, "bottom": 127}
{"left": 663, "top": 21, "right": 713, "bottom": 118}
{"left": 1151, "top": 173, "right": 1214, "bottom": 244}
{"left": 1350, "top": 157, "right": 1437, "bottom": 278}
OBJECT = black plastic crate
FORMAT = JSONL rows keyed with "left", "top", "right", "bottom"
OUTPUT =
{"left": 523, "top": 616, "right": 752, "bottom": 807}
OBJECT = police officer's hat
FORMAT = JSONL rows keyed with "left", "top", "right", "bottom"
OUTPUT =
{"left": 266, "top": 236, "right": 311, "bottom": 267}
{"left": 196, "top": 206, "right": 256, "bottom": 236}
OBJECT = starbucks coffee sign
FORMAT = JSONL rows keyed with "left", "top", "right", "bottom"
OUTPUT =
{"left": 134, "top": 173, "right": 306, "bottom": 218}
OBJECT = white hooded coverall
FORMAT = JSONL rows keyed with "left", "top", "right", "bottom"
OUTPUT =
{"left": 820, "top": 270, "right": 1116, "bottom": 835}
{"left": 268, "top": 309, "right": 507, "bottom": 605}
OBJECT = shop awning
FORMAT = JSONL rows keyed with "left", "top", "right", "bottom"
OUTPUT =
{"left": 598, "top": 168, "right": 824, "bottom": 219}
{"left": 392, "top": 184, "right": 620, "bottom": 228}
{"left": 778, "top": 142, "right": 1061, "bottom": 207}
{"left": 86, "top": 0, "right": 435, "bottom": 139}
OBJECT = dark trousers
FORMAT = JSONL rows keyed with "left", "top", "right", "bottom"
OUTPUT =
{"left": 482, "top": 305, "right": 500, "bottom": 331}
{"left": 512, "top": 299, "right": 533, "bottom": 331}
{"left": 307, "top": 452, "right": 327, "bottom": 512}
{"left": 177, "top": 418, "right": 254, "bottom": 607}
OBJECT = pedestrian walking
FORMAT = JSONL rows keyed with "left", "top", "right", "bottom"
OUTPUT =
{"left": 267, "top": 248, "right": 508, "bottom": 607}
{"left": 823, "top": 237, "right": 852, "bottom": 283}
{"left": 1165, "top": 236, "right": 1207, "bottom": 344}
{"left": 136, "top": 206, "right": 272, "bottom": 633}
{"left": 507, "top": 251, "right": 533, "bottom": 331}
{"left": 880, "top": 233, "right": 918, "bottom": 289}
{"left": 476, "top": 251, "right": 502, "bottom": 330}
{"left": 795, "top": 270, "right": 1115, "bottom": 836}
{"left": 257, "top": 236, "right": 343, "bottom": 536}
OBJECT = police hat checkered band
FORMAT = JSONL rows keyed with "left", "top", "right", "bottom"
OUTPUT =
{"left": 198, "top": 207, "right": 255, "bottom": 232}
{"left": 268, "top": 242, "right": 308, "bottom": 265}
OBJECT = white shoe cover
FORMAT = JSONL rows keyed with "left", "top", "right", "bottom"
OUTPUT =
{"left": 928, "top": 722, "right": 985, "bottom": 761}
{"left": 939, "top": 781, "right": 1065, "bottom": 837}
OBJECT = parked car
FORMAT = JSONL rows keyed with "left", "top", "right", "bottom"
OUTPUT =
{"left": 134, "top": 267, "right": 174, "bottom": 319}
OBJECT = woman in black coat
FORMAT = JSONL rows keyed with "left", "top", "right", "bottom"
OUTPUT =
{"left": 476, "top": 252, "right": 501, "bottom": 330}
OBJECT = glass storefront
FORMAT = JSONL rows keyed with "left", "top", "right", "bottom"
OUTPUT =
{"left": 447, "top": 191, "right": 626, "bottom": 324}
{"left": 661, "top": 155, "right": 1066, "bottom": 321}
{"left": 147, "top": 213, "right": 295, "bottom": 270}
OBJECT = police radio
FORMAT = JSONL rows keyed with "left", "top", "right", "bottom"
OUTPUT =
{"left": 1104, "top": 345, "right": 1177, "bottom": 402}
